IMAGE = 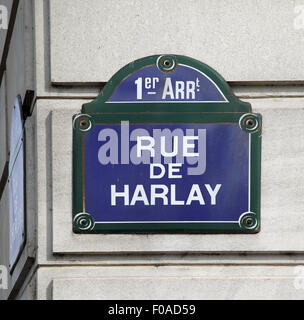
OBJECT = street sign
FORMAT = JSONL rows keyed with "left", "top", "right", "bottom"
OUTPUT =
{"left": 9, "top": 96, "right": 25, "bottom": 269}
{"left": 73, "top": 55, "right": 261, "bottom": 233}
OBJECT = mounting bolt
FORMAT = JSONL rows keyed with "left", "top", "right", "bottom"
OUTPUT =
{"left": 239, "top": 113, "right": 261, "bottom": 133}
{"left": 157, "top": 55, "right": 177, "bottom": 73}
{"left": 73, "top": 212, "right": 95, "bottom": 231}
{"left": 239, "top": 212, "right": 259, "bottom": 231}
{"left": 73, "top": 114, "right": 93, "bottom": 132}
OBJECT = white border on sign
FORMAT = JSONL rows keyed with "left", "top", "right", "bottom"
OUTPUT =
{"left": 92, "top": 129, "right": 251, "bottom": 225}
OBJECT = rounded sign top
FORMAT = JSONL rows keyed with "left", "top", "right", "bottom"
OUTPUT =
{"left": 82, "top": 54, "right": 251, "bottom": 114}
{"left": 107, "top": 62, "right": 228, "bottom": 103}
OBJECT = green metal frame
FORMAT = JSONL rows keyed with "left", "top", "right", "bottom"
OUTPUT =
{"left": 73, "top": 54, "right": 262, "bottom": 234}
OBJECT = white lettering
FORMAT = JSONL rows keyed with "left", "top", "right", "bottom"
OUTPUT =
{"left": 137, "top": 136, "right": 155, "bottom": 158}
{"left": 186, "top": 81, "right": 195, "bottom": 99}
{"left": 150, "top": 163, "right": 166, "bottom": 179}
{"left": 162, "top": 78, "right": 174, "bottom": 99}
{"left": 168, "top": 163, "right": 182, "bottom": 179}
{"left": 170, "top": 184, "right": 185, "bottom": 205}
{"left": 186, "top": 184, "right": 205, "bottom": 205}
{"left": 130, "top": 185, "right": 149, "bottom": 205}
{"left": 151, "top": 185, "right": 169, "bottom": 205}
{"left": 111, "top": 185, "right": 129, "bottom": 206}
{"left": 183, "top": 136, "right": 199, "bottom": 157}
{"left": 205, "top": 184, "right": 222, "bottom": 205}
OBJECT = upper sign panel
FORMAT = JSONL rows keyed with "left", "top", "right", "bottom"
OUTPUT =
{"left": 107, "top": 62, "right": 227, "bottom": 103}
{"left": 82, "top": 54, "right": 250, "bottom": 114}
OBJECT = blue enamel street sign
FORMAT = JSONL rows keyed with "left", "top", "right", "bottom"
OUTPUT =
{"left": 9, "top": 96, "right": 25, "bottom": 269}
{"left": 73, "top": 55, "right": 261, "bottom": 233}
{"left": 108, "top": 62, "right": 227, "bottom": 103}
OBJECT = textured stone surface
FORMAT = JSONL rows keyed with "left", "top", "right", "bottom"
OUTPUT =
{"left": 34, "top": 97, "right": 304, "bottom": 254}
{"left": 0, "top": 185, "right": 9, "bottom": 300}
{"left": 0, "top": 0, "right": 12, "bottom": 62}
{"left": 0, "top": 73, "right": 7, "bottom": 175}
{"left": 37, "top": 266, "right": 304, "bottom": 300}
{"left": 50, "top": 0, "right": 304, "bottom": 83}
{"left": 0, "top": 0, "right": 36, "bottom": 300}
{"left": 5, "top": 0, "right": 304, "bottom": 301}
